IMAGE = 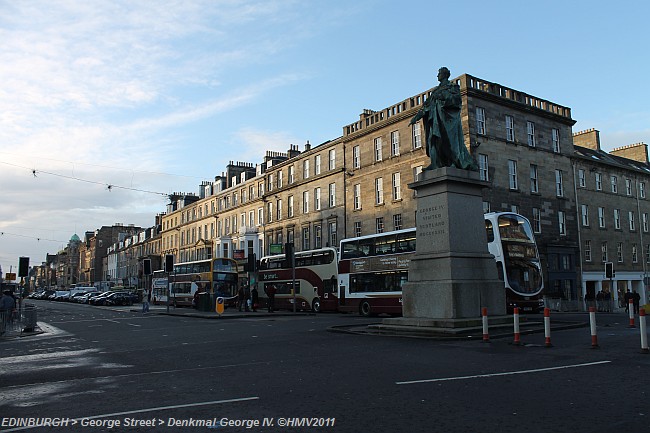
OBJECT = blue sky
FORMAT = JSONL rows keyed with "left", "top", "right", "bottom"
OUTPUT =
{"left": 1, "top": 0, "right": 648, "bottom": 275}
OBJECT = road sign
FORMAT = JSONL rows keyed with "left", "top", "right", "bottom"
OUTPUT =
{"left": 216, "top": 297, "right": 224, "bottom": 315}
{"left": 5, "top": 272, "right": 16, "bottom": 281}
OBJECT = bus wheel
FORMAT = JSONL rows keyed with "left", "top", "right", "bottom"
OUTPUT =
{"left": 359, "top": 301, "right": 372, "bottom": 317}
{"left": 311, "top": 298, "right": 321, "bottom": 313}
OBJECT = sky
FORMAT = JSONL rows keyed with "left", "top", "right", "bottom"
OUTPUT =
{"left": 1, "top": 0, "right": 649, "bottom": 274}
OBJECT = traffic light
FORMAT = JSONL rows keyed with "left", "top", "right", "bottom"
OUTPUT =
{"left": 605, "top": 262, "right": 614, "bottom": 279}
{"left": 18, "top": 257, "right": 29, "bottom": 277}
{"left": 285, "top": 242, "right": 295, "bottom": 268}
{"left": 143, "top": 259, "right": 152, "bottom": 275}
{"left": 245, "top": 253, "right": 257, "bottom": 272}
{"left": 165, "top": 254, "right": 174, "bottom": 273}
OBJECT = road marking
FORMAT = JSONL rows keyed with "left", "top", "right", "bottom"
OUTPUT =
{"left": 396, "top": 360, "right": 612, "bottom": 385}
{"left": 0, "top": 349, "right": 99, "bottom": 366}
{"left": 0, "top": 397, "right": 260, "bottom": 432}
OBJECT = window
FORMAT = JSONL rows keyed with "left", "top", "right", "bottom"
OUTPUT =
{"left": 508, "top": 160, "right": 518, "bottom": 190}
{"left": 614, "top": 209, "right": 621, "bottom": 229}
{"left": 354, "top": 221, "right": 362, "bottom": 237}
{"left": 558, "top": 211, "right": 566, "bottom": 236}
{"left": 511, "top": 204, "right": 519, "bottom": 214}
{"left": 287, "top": 196, "right": 294, "bottom": 218}
{"left": 644, "top": 213, "right": 649, "bottom": 232}
{"left": 598, "top": 207, "right": 605, "bottom": 228}
{"left": 641, "top": 182, "right": 646, "bottom": 199}
{"left": 267, "top": 202, "right": 273, "bottom": 223}
{"left": 276, "top": 199, "right": 282, "bottom": 220}
{"left": 268, "top": 174, "right": 274, "bottom": 192}
{"left": 314, "top": 225, "right": 322, "bottom": 248}
{"left": 476, "top": 107, "right": 486, "bottom": 135}
{"left": 390, "top": 130, "right": 400, "bottom": 156}
{"left": 328, "top": 183, "right": 336, "bottom": 207}
{"left": 472, "top": 153, "right": 487, "bottom": 182}
{"left": 353, "top": 184, "right": 361, "bottom": 210}
{"left": 249, "top": 211, "right": 254, "bottom": 227}
{"left": 527, "top": 121, "right": 535, "bottom": 147}
{"left": 530, "top": 164, "right": 539, "bottom": 193}
{"left": 302, "top": 227, "right": 310, "bottom": 251}
{"left": 375, "top": 178, "right": 384, "bottom": 204}
{"left": 328, "top": 149, "right": 336, "bottom": 170}
{"left": 595, "top": 173, "right": 602, "bottom": 191}
{"left": 352, "top": 146, "right": 360, "bottom": 169}
{"left": 393, "top": 214, "right": 403, "bottom": 231}
{"left": 532, "top": 208, "right": 541, "bottom": 233}
{"left": 303, "top": 159, "right": 310, "bottom": 179}
{"left": 483, "top": 201, "right": 491, "bottom": 214}
{"left": 376, "top": 217, "right": 384, "bottom": 234}
{"left": 581, "top": 205, "right": 589, "bottom": 227}
{"left": 392, "top": 172, "right": 401, "bottom": 201}
{"left": 617, "top": 242, "right": 623, "bottom": 263}
{"left": 374, "top": 137, "right": 383, "bottom": 162}
{"left": 257, "top": 208, "right": 263, "bottom": 226}
{"left": 303, "top": 191, "right": 310, "bottom": 214}
{"left": 601, "top": 242, "right": 608, "bottom": 263}
{"left": 277, "top": 170, "right": 283, "bottom": 188}
{"left": 412, "top": 123, "right": 422, "bottom": 149}
{"left": 611, "top": 176, "right": 617, "bottom": 193}
{"left": 289, "top": 166, "right": 295, "bottom": 184}
{"left": 552, "top": 128, "right": 560, "bottom": 153}
{"left": 584, "top": 240, "right": 592, "bottom": 262}
{"left": 629, "top": 211, "right": 636, "bottom": 231}
{"left": 625, "top": 179, "right": 632, "bottom": 196}
{"left": 315, "top": 187, "right": 321, "bottom": 210}
{"left": 315, "top": 155, "right": 321, "bottom": 175}
{"left": 328, "top": 221, "right": 337, "bottom": 247}
{"left": 647, "top": 244, "right": 650, "bottom": 264}
{"left": 578, "top": 169, "right": 586, "bottom": 188}
{"left": 505, "top": 115, "right": 515, "bottom": 142}
{"left": 633, "top": 244, "right": 638, "bottom": 263}
{"left": 555, "top": 170, "right": 564, "bottom": 197}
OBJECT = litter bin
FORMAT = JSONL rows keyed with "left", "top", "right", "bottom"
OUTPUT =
{"left": 22, "top": 304, "right": 37, "bottom": 332}
{"left": 196, "top": 292, "right": 211, "bottom": 312}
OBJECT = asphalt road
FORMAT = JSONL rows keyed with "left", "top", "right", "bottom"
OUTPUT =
{"left": 1, "top": 301, "right": 649, "bottom": 433}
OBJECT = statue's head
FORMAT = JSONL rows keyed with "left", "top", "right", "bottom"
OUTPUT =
{"left": 438, "top": 67, "right": 451, "bottom": 81}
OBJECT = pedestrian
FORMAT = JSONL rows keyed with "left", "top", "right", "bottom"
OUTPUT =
{"left": 243, "top": 284, "right": 251, "bottom": 312}
{"left": 0, "top": 290, "right": 16, "bottom": 335}
{"left": 624, "top": 289, "right": 632, "bottom": 312}
{"left": 265, "top": 284, "right": 276, "bottom": 312}
{"left": 251, "top": 286, "right": 259, "bottom": 312}
{"left": 238, "top": 285, "right": 246, "bottom": 312}
{"left": 142, "top": 289, "right": 150, "bottom": 313}
{"left": 595, "top": 290, "right": 603, "bottom": 312}
{"left": 632, "top": 291, "right": 640, "bottom": 314}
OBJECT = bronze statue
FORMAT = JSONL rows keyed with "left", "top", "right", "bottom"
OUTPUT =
{"left": 410, "top": 67, "right": 477, "bottom": 171}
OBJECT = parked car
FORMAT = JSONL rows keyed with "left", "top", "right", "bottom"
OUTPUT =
{"left": 52, "top": 290, "right": 71, "bottom": 301}
{"left": 105, "top": 292, "right": 135, "bottom": 306}
{"left": 75, "top": 291, "right": 99, "bottom": 303}
{"left": 88, "top": 292, "right": 112, "bottom": 305}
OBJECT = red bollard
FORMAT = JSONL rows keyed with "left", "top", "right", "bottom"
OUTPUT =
{"left": 544, "top": 307, "right": 552, "bottom": 347}
{"left": 589, "top": 307, "right": 599, "bottom": 348}
{"left": 640, "top": 308, "right": 649, "bottom": 354}
{"left": 482, "top": 307, "right": 489, "bottom": 342}
{"left": 513, "top": 307, "right": 521, "bottom": 345}
{"left": 629, "top": 299, "right": 635, "bottom": 328}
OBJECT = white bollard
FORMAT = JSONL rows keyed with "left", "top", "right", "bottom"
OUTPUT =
{"left": 589, "top": 307, "right": 599, "bottom": 348}
{"left": 482, "top": 307, "right": 489, "bottom": 342}
{"left": 640, "top": 308, "right": 648, "bottom": 354}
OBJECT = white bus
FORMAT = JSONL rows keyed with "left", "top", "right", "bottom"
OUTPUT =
{"left": 257, "top": 247, "right": 339, "bottom": 312}
{"left": 337, "top": 212, "right": 543, "bottom": 316}
{"left": 338, "top": 229, "right": 416, "bottom": 316}
{"left": 484, "top": 212, "right": 544, "bottom": 312}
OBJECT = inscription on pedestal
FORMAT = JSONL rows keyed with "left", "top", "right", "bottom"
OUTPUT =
{"left": 417, "top": 201, "right": 449, "bottom": 253}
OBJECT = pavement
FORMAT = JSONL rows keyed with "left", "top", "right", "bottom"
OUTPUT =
{"left": 128, "top": 303, "right": 315, "bottom": 319}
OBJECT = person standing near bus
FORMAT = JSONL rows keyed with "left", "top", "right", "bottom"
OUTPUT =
{"left": 265, "top": 284, "right": 276, "bottom": 312}
{"left": 251, "top": 286, "right": 259, "bottom": 312}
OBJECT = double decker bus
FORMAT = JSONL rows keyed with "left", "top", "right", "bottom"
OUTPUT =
{"left": 169, "top": 257, "right": 239, "bottom": 307}
{"left": 338, "top": 229, "right": 416, "bottom": 316}
{"left": 151, "top": 270, "right": 168, "bottom": 304}
{"left": 338, "top": 212, "right": 543, "bottom": 316}
{"left": 257, "top": 247, "right": 338, "bottom": 312}
{"left": 484, "top": 212, "right": 544, "bottom": 312}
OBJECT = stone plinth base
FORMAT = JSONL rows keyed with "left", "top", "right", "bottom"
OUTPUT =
{"left": 378, "top": 314, "right": 512, "bottom": 336}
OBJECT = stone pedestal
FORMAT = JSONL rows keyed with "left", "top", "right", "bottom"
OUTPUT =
{"left": 383, "top": 167, "right": 506, "bottom": 331}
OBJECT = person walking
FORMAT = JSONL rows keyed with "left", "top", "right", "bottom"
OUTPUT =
{"left": 251, "top": 286, "right": 259, "bottom": 312}
{"left": 633, "top": 291, "right": 641, "bottom": 314}
{"left": 0, "top": 290, "right": 16, "bottom": 335}
{"left": 624, "top": 289, "right": 632, "bottom": 313}
{"left": 265, "top": 284, "right": 276, "bottom": 312}
{"left": 238, "top": 285, "right": 246, "bottom": 312}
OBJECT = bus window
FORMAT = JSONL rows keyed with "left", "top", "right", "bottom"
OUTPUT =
{"left": 485, "top": 220, "right": 495, "bottom": 243}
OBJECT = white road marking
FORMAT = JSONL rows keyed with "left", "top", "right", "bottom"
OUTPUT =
{"left": 396, "top": 360, "right": 612, "bottom": 385}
